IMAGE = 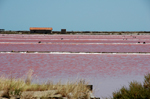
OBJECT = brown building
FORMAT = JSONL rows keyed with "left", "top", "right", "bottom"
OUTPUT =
{"left": 30, "top": 27, "right": 53, "bottom": 34}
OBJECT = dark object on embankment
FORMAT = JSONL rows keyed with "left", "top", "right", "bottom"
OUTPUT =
{"left": 0, "top": 29, "right": 5, "bottom": 32}
{"left": 61, "top": 29, "right": 66, "bottom": 34}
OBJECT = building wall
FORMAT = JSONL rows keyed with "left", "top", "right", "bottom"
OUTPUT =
{"left": 30, "top": 30, "right": 52, "bottom": 34}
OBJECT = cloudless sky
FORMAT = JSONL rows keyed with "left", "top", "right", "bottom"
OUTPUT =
{"left": 0, "top": 0, "right": 150, "bottom": 31}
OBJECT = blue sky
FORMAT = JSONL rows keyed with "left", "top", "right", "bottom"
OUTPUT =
{"left": 0, "top": 0, "right": 150, "bottom": 31}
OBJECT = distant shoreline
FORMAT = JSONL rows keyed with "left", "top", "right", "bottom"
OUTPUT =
{"left": 0, "top": 31, "right": 150, "bottom": 35}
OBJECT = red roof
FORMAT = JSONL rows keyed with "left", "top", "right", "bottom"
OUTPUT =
{"left": 30, "top": 27, "right": 53, "bottom": 30}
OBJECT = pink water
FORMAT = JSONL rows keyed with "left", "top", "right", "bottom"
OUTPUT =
{"left": 0, "top": 53, "right": 150, "bottom": 97}
{"left": 1, "top": 39, "right": 150, "bottom": 43}
{"left": 0, "top": 34, "right": 150, "bottom": 98}
{"left": 0, "top": 43, "right": 150, "bottom": 52}
{"left": 1, "top": 34, "right": 150, "bottom": 39}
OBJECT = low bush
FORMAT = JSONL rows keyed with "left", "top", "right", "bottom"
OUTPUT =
{"left": 112, "top": 73, "right": 150, "bottom": 99}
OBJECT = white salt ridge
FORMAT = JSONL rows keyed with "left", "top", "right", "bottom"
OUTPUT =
{"left": 0, "top": 42, "right": 150, "bottom": 44}
{"left": 1, "top": 51, "right": 150, "bottom": 55}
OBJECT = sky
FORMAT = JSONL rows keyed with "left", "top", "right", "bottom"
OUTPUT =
{"left": 0, "top": 0, "right": 150, "bottom": 31}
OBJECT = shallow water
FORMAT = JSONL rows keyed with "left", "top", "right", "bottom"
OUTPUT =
{"left": 0, "top": 43, "right": 150, "bottom": 52}
{"left": 0, "top": 53, "right": 150, "bottom": 98}
{"left": 0, "top": 34, "right": 150, "bottom": 98}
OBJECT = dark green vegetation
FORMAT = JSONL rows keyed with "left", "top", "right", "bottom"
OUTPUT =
{"left": 111, "top": 73, "right": 150, "bottom": 99}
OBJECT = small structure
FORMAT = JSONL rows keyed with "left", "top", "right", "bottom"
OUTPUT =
{"left": 30, "top": 27, "right": 53, "bottom": 34}
{"left": 61, "top": 29, "right": 66, "bottom": 34}
{"left": 0, "top": 29, "right": 5, "bottom": 32}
